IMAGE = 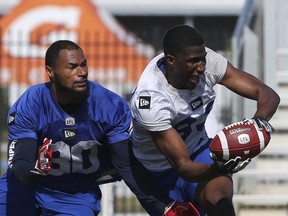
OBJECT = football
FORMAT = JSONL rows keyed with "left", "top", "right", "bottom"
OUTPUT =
{"left": 209, "top": 120, "right": 271, "bottom": 161}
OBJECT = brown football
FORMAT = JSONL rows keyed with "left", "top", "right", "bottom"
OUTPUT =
{"left": 209, "top": 121, "right": 271, "bottom": 161}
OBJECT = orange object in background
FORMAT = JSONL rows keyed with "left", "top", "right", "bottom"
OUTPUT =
{"left": 0, "top": 0, "right": 154, "bottom": 87}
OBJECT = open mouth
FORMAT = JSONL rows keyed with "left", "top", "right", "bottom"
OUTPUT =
{"left": 185, "top": 75, "right": 200, "bottom": 89}
{"left": 190, "top": 76, "right": 199, "bottom": 83}
{"left": 75, "top": 80, "right": 87, "bottom": 88}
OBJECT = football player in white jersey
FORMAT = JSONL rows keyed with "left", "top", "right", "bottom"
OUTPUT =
{"left": 130, "top": 25, "right": 280, "bottom": 215}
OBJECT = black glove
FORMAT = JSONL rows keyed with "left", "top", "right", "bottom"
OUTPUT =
{"left": 210, "top": 153, "right": 251, "bottom": 173}
{"left": 243, "top": 117, "right": 274, "bottom": 133}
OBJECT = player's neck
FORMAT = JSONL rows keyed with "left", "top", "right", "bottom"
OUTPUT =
{"left": 51, "top": 86, "right": 87, "bottom": 105}
{"left": 164, "top": 63, "right": 177, "bottom": 89}
{"left": 59, "top": 102, "right": 81, "bottom": 114}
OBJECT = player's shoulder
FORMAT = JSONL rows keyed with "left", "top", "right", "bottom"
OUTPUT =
{"left": 204, "top": 47, "right": 228, "bottom": 82}
{"left": 88, "top": 81, "right": 131, "bottom": 125}
{"left": 8, "top": 83, "right": 50, "bottom": 118}
{"left": 131, "top": 53, "right": 178, "bottom": 108}
{"left": 27, "top": 82, "right": 47, "bottom": 90}
{"left": 13, "top": 83, "right": 49, "bottom": 104}
{"left": 136, "top": 54, "right": 166, "bottom": 92}
{"left": 205, "top": 47, "right": 226, "bottom": 62}
{"left": 89, "top": 81, "right": 125, "bottom": 101}
{"left": 205, "top": 46, "right": 227, "bottom": 62}
{"left": 88, "top": 81, "right": 129, "bottom": 111}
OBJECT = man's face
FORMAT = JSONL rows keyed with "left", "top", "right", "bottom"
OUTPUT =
{"left": 169, "top": 45, "right": 207, "bottom": 90}
{"left": 53, "top": 48, "right": 89, "bottom": 97}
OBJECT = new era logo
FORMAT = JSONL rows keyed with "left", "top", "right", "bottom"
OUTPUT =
{"left": 139, "top": 96, "right": 151, "bottom": 109}
{"left": 190, "top": 97, "right": 203, "bottom": 110}
{"left": 63, "top": 129, "right": 77, "bottom": 140}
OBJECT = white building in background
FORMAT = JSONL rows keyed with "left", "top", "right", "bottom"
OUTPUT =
{"left": 1, "top": 0, "right": 245, "bottom": 16}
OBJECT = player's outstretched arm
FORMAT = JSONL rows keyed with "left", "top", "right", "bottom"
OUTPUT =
{"left": 220, "top": 62, "right": 280, "bottom": 121}
{"left": 109, "top": 139, "right": 168, "bottom": 216}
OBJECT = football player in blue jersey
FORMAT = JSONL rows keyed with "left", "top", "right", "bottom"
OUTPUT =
{"left": 0, "top": 40, "right": 166, "bottom": 216}
{"left": 130, "top": 25, "right": 280, "bottom": 216}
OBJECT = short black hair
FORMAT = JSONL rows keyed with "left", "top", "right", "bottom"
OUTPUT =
{"left": 45, "top": 40, "right": 82, "bottom": 68}
{"left": 162, "top": 24, "right": 204, "bottom": 55}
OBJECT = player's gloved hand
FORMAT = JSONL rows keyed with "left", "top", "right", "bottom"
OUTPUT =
{"left": 163, "top": 201, "right": 200, "bottom": 216}
{"left": 210, "top": 153, "right": 251, "bottom": 173}
{"left": 30, "top": 138, "right": 53, "bottom": 176}
{"left": 243, "top": 117, "right": 274, "bottom": 133}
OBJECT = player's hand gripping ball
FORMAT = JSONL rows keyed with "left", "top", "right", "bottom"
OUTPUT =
{"left": 209, "top": 118, "right": 271, "bottom": 161}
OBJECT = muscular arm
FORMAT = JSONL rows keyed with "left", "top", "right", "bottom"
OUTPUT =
{"left": 220, "top": 62, "right": 280, "bottom": 120}
{"left": 109, "top": 139, "right": 167, "bottom": 216}
{"left": 9, "top": 138, "right": 40, "bottom": 185}
{"left": 150, "top": 128, "right": 220, "bottom": 182}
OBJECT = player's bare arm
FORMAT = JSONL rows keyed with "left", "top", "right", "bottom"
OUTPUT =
{"left": 220, "top": 62, "right": 280, "bottom": 120}
{"left": 149, "top": 128, "right": 219, "bottom": 182}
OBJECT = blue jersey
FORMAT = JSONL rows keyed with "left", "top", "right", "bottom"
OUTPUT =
{"left": 7, "top": 81, "right": 131, "bottom": 192}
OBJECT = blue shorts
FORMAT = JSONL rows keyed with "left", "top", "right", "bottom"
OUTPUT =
{"left": 35, "top": 186, "right": 101, "bottom": 216}
{"left": 150, "top": 142, "right": 213, "bottom": 215}
{"left": 0, "top": 172, "right": 102, "bottom": 216}
{"left": 0, "top": 172, "right": 39, "bottom": 216}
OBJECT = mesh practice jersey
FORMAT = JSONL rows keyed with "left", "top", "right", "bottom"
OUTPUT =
{"left": 130, "top": 47, "right": 227, "bottom": 171}
{"left": 7, "top": 81, "right": 131, "bottom": 192}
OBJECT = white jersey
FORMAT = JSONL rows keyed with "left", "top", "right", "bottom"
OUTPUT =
{"left": 130, "top": 47, "right": 227, "bottom": 171}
